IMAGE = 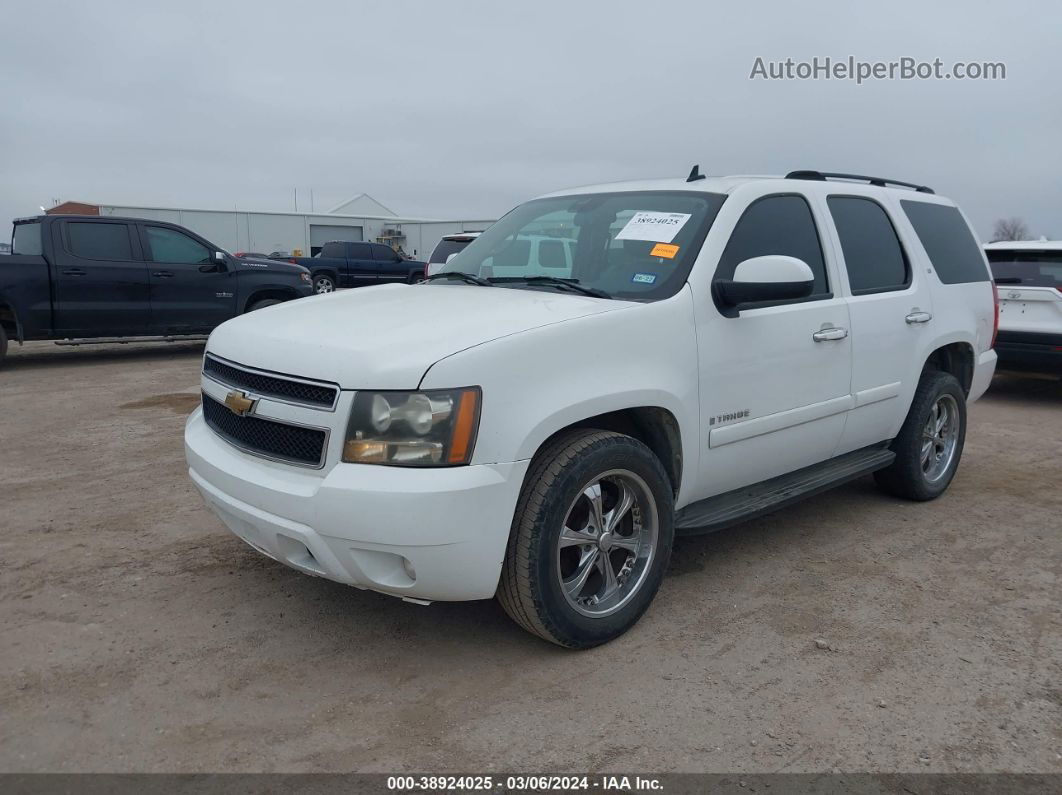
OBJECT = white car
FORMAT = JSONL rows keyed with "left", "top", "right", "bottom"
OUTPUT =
{"left": 984, "top": 240, "right": 1062, "bottom": 374}
{"left": 424, "top": 232, "right": 481, "bottom": 278}
{"left": 186, "top": 169, "right": 997, "bottom": 648}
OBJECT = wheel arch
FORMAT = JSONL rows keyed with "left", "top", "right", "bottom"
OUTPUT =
{"left": 525, "top": 404, "right": 684, "bottom": 500}
{"left": 922, "top": 340, "right": 975, "bottom": 395}
{"left": 242, "top": 288, "right": 300, "bottom": 314}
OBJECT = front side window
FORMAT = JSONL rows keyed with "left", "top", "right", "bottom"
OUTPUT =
{"left": 716, "top": 195, "right": 829, "bottom": 297}
{"left": 827, "top": 196, "right": 909, "bottom": 294}
{"left": 900, "top": 201, "right": 989, "bottom": 284}
{"left": 67, "top": 222, "right": 133, "bottom": 260}
{"left": 442, "top": 191, "right": 727, "bottom": 301}
{"left": 145, "top": 226, "right": 210, "bottom": 264}
{"left": 986, "top": 249, "right": 1062, "bottom": 288}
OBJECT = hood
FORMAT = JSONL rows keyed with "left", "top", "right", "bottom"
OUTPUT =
{"left": 206, "top": 283, "right": 631, "bottom": 388}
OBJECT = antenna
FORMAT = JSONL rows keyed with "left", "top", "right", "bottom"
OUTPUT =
{"left": 687, "top": 165, "right": 706, "bottom": 182}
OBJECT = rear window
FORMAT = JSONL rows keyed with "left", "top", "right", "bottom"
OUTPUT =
{"left": 986, "top": 250, "right": 1062, "bottom": 288}
{"left": 428, "top": 238, "right": 471, "bottom": 264}
{"left": 900, "top": 201, "right": 988, "bottom": 284}
{"left": 13, "top": 222, "right": 43, "bottom": 255}
{"left": 68, "top": 222, "right": 133, "bottom": 260}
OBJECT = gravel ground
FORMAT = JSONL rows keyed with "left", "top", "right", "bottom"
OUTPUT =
{"left": 0, "top": 341, "right": 1059, "bottom": 773}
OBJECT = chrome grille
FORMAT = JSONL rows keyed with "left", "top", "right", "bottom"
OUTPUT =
{"left": 203, "top": 354, "right": 338, "bottom": 409}
{"left": 202, "top": 393, "right": 327, "bottom": 468}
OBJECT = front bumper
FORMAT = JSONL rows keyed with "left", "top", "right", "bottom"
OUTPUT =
{"left": 994, "top": 330, "right": 1062, "bottom": 374}
{"left": 185, "top": 407, "right": 529, "bottom": 601}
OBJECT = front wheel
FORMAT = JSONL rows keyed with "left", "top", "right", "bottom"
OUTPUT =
{"left": 498, "top": 430, "right": 674, "bottom": 648}
{"left": 874, "top": 370, "right": 967, "bottom": 501}
{"left": 312, "top": 274, "right": 336, "bottom": 294}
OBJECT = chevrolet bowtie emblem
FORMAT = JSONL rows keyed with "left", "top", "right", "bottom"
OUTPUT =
{"left": 224, "top": 390, "right": 256, "bottom": 416}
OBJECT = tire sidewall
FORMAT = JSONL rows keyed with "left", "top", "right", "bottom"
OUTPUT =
{"left": 0, "top": 324, "right": 7, "bottom": 367}
{"left": 527, "top": 437, "right": 674, "bottom": 646}
{"left": 313, "top": 274, "right": 336, "bottom": 294}
{"left": 900, "top": 372, "right": 967, "bottom": 499}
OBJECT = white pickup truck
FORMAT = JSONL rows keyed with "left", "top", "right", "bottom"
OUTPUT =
{"left": 185, "top": 169, "right": 998, "bottom": 648}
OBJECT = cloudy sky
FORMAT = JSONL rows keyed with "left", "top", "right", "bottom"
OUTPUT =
{"left": 2, "top": 0, "right": 1059, "bottom": 241}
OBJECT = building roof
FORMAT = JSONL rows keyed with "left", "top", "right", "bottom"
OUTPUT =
{"left": 326, "top": 193, "right": 397, "bottom": 217}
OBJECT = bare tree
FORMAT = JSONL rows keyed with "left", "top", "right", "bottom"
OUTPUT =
{"left": 992, "top": 217, "right": 1030, "bottom": 242}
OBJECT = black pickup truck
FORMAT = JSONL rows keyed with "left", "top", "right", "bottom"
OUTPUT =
{"left": 292, "top": 241, "right": 426, "bottom": 294}
{"left": 0, "top": 215, "right": 312, "bottom": 366}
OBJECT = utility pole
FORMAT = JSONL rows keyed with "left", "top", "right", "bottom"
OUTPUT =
{"left": 294, "top": 187, "right": 298, "bottom": 212}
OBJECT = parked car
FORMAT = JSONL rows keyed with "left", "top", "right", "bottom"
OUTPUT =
{"left": 185, "top": 169, "right": 997, "bottom": 648}
{"left": 984, "top": 240, "right": 1062, "bottom": 374}
{"left": 0, "top": 215, "right": 312, "bottom": 366}
{"left": 424, "top": 232, "right": 481, "bottom": 278}
{"left": 288, "top": 241, "right": 426, "bottom": 294}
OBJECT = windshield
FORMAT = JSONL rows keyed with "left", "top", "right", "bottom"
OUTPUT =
{"left": 987, "top": 249, "right": 1062, "bottom": 288}
{"left": 438, "top": 190, "right": 726, "bottom": 301}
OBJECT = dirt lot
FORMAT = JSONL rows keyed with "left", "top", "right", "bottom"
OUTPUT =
{"left": 0, "top": 340, "right": 1059, "bottom": 774}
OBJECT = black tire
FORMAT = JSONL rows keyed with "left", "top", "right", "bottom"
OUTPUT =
{"left": 247, "top": 298, "right": 281, "bottom": 312}
{"left": 498, "top": 429, "right": 674, "bottom": 649}
{"left": 407, "top": 270, "right": 425, "bottom": 284}
{"left": 0, "top": 324, "right": 7, "bottom": 368}
{"left": 312, "top": 274, "right": 336, "bottom": 294}
{"left": 874, "top": 370, "right": 967, "bottom": 501}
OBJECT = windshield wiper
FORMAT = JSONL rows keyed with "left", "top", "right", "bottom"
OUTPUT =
{"left": 423, "top": 271, "right": 494, "bottom": 287}
{"left": 489, "top": 276, "right": 610, "bottom": 299}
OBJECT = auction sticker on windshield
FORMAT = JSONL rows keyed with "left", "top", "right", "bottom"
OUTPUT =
{"left": 616, "top": 211, "right": 691, "bottom": 243}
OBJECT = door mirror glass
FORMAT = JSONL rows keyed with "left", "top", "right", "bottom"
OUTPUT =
{"left": 716, "top": 255, "right": 814, "bottom": 310}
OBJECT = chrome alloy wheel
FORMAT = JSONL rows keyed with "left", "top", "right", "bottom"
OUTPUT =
{"left": 314, "top": 277, "right": 335, "bottom": 294}
{"left": 921, "top": 394, "right": 960, "bottom": 483}
{"left": 556, "top": 469, "right": 659, "bottom": 618}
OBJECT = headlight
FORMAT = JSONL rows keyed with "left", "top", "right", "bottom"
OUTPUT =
{"left": 342, "top": 387, "right": 481, "bottom": 466}
{"left": 300, "top": 271, "right": 311, "bottom": 282}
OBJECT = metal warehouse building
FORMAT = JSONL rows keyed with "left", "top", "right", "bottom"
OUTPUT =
{"left": 46, "top": 194, "right": 494, "bottom": 260}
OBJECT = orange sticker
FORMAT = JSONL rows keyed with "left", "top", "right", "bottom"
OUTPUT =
{"left": 650, "top": 243, "right": 679, "bottom": 259}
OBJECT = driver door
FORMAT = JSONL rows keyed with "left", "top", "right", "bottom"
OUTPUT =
{"left": 694, "top": 192, "right": 853, "bottom": 498}
{"left": 140, "top": 224, "right": 237, "bottom": 333}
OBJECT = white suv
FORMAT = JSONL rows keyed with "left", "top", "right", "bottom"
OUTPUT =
{"left": 185, "top": 169, "right": 997, "bottom": 648}
{"left": 984, "top": 240, "right": 1062, "bottom": 374}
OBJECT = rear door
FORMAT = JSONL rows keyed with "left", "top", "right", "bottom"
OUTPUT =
{"left": 140, "top": 224, "right": 236, "bottom": 332}
{"left": 345, "top": 242, "right": 377, "bottom": 286}
{"left": 824, "top": 194, "right": 932, "bottom": 453}
{"left": 986, "top": 248, "right": 1062, "bottom": 334}
{"left": 53, "top": 219, "right": 150, "bottom": 334}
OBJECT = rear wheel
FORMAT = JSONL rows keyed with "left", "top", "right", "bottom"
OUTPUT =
{"left": 498, "top": 430, "right": 674, "bottom": 648}
{"left": 874, "top": 370, "right": 967, "bottom": 501}
{"left": 313, "top": 274, "right": 336, "bottom": 294}
{"left": 407, "top": 270, "right": 425, "bottom": 284}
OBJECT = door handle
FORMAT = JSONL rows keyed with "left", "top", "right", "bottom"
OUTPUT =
{"left": 61, "top": 268, "right": 87, "bottom": 276}
{"left": 813, "top": 327, "right": 848, "bottom": 342}
{"left": 152, "top": 270, "right": 175, "bottom": 278}
{"left": 905, "top": 311, "right": 932, "bottom": 324}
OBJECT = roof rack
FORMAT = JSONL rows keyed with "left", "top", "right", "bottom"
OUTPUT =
{"left": 785, "top": 170, "right": 934, "bottom": 194}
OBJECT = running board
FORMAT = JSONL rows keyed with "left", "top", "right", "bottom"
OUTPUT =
{"left": 54, "top": 335, "right": 208, "bottom": 346}
{"left": 674, "top": 446, "right": 895, "bottom": 535}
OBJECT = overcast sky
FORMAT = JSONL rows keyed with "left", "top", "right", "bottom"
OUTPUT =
{"left": 2, "top": 0, "right": 1059, "bottom": 241}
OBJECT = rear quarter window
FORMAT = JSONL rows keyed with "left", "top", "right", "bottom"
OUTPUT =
{"left": 13, "top": 222, "right": 43, "bottom": 255}
{"left": 900, "top": 201, "right": 988, "bottom": 284}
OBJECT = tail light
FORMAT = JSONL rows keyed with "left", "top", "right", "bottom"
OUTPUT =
{"left": 990, "top": 283, "right": 1000, "bottom": 348}
{"left": 287, "top": 258, "right": 297, "bottom": 264}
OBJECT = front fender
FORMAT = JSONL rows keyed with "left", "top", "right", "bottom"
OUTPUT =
{"left": 419, "top": 288, "right": 701, "bottom": 502}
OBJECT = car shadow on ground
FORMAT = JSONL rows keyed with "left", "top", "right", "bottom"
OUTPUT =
{"left": 1, "top": 341, "right": 206, "bottom": 371}
{"left": 985, "top": 372, "right": 1062, "bottom": 405}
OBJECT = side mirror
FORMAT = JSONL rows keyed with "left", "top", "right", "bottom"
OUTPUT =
{"left": 200, "top": 252, "right": 228, "bottom": 273}
{"left": 715, "top": 255, "right": 814, "bottom": 315}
